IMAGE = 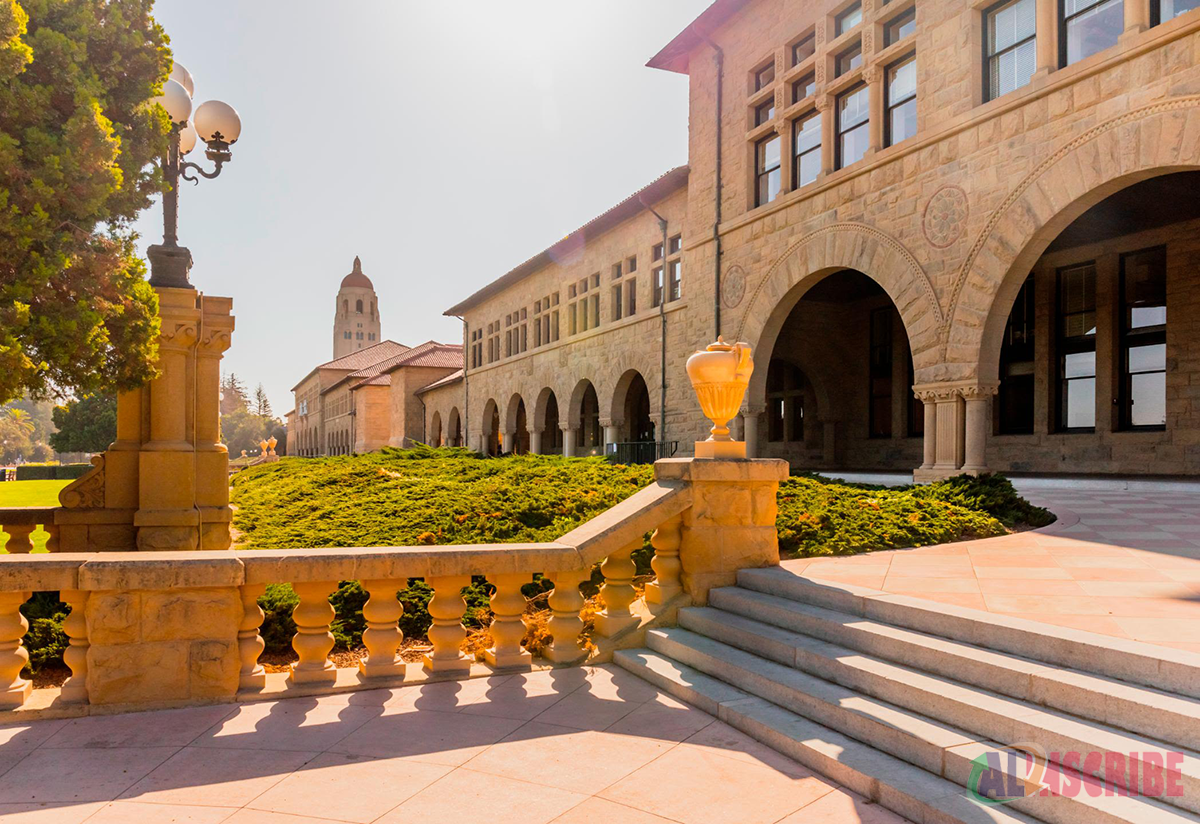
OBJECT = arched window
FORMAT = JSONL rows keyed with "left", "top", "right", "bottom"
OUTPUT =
{"left": 356, "top": 299, "right": 363, "bottom": 314}
{"left": 342, "top": 299, "right": 348, "bottom": 315}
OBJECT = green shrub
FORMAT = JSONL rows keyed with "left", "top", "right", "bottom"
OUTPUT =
{"left": 20, "top": 592, "right": 68, "bottom": 673}
{"left": 15, "top": 465, "right": 56, "bottom": 481}
{"left": 914, "top": 473, "right": 1054, "bottom": 528}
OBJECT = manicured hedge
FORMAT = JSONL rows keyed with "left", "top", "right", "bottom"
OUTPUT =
{"left": 14, "top": 463, "right": 90, "bottom": 481}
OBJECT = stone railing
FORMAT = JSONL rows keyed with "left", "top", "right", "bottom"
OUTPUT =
{"left": 0, "top": 507, "right": 58, "bottom": 554}
{"left": 0, "top": 457, "right": 786, "bottom": 716}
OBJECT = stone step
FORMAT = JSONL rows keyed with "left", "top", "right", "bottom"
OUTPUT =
{"left": 708, "top": 585, "right": 1200, "bottom": 751}
{"left": 735, "top": 566, "right": 1200, "bottom": 700}
{"left": 613, "top": 647, "right": 1042, "bottom": 824}
{"left": 635, "top": 629, "right": 1200, "bottom": 824}
{"left": 676, "top": 606, "right": 1200, "bottom": 817}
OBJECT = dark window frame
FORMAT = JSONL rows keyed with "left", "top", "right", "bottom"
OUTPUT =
{"left": 884, "top": 52, "right": 917, "bottom": 147}
{"left": 792, "top": 110, "right": 822, "bottom": 189}
{"left": 1059, "top": 0, "right": 1124, "bottom": 67}
{"left": 836, "top": 41, "right": 864, "bottom": 76}
{"left": 792, "top": 32, "right": 816, "bottom": 65}
{"left": 1119, "top": 246, "right": 1168, "bottom": 431}
{"left": 754, "top": 61, "right": 776, "bottom": 91}
{"left": 1056, "top": 262, "right": 1098, "bottom": 433}
{"left": 884, "top": 6, "right": 917, "bottom": 46}
{"left": 836, "top": 83, "right": 870, "bottom": 170}
{"left": 984, "top": 0, "right": 1037, "bottom": 101}
{"left": 836, "top": 2, "right": 864, "bottom": 35}
{"left": 755, "top": 133, "right": 783, "bottom": 206}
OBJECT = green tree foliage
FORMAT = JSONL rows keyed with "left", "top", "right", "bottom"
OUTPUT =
{"left": 0, "top": 0, "right": 172, "bottom": 405}
{"left": 0, "top": 407, "right": 36, "bottom": 462}
{"left": 48, "top": 394, "right": 116, "bottom": 453}
{"left": 220, "top": 372, "right": 247, "bottom": 415}
{"left": 253, "top": 383, "right": 272, "bottom": 418}
{"left": 222, "top": 406, "right": 273, "bottom": 458}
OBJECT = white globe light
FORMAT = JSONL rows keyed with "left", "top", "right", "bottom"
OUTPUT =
{"left": 179, "top": 122, "right": 198, "bottom": 155}
{"left": 152, "top": 79, "right": 192, "bottom": 124}
{"left": 169, "top": 62, "right": 195, "bottom": 98}
{"left": 193, "top": 100, "right": 241, "bottom": 145}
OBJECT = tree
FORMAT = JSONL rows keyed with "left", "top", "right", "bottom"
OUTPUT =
{"left": 221, "top": 407, "right": 271, "bottom": 458}
{"left": 0, "top": 408, "right": 35, "bottom": 463}
{"left": 221, "top": 373, "right": 248, "bottom": 415}
{"left": 253, "top": 383, "right": 272, "bottom": 418}
{"left": 48, "top": 394, "right": 117, "bottom": 454}
{"left": 0, "top": 0, "right": 172, "bottom": 405}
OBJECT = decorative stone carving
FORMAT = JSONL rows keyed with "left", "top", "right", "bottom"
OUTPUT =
{"left": 722, "top": 265, "right": 748, "bottom": 309}
{"left": 59, "top": 455, "right": 104, "bottom": 509}
{"left": 686, "top": 338, "right": 754, "bottom": 458}
{"left": 645, "top": 515, "right": 683, "bottom": 604}
{"left": 545, "top": 567, "right": 588, "bottom": 664}
{"left": 923, "top": 185, "right": 970, "bottom": 249}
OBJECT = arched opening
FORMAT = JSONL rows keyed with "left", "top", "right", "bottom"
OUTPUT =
{"left": 482, "top": 399, "right": 500, "bottom": 456}
{"left": 505, "top": 394, "right": 530, "bottom": 455}
{"left": 573, "top": 381, "right": 602, "bottom": 456}
{"left": 448, "top": 407, "right": 462, "bottom": 447}
{"left": 430, "top": 411, "right": 442, "bottom": 447}
{"left": 980, "top": 170, "right": 1200, "bottom": 474}
{"left": 355, "top": 299, "right": 363, "bottom": 314}
{"left": 609, "top": 370, "right": 656, "bottom": 463}
{"left": 535, "top": 389, "right": 562, "bottom": 455}
{"left": 757, "top": 269, "right": 920, "bottom": 471}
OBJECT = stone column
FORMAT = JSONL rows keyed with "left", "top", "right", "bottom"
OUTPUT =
{"left": 865, "top": 65, "right": 884, "bottom": 154}
{"left": 529, "top": 430, "right": 543, "bottom": 455}
{"left": 1123, "top": 0, "right": 1150, "bottom": 36}
{"left": 654, "top": 458, "right": 789, "bottom": 604}
{"left": 743, "top": 411, "right": 761, "bottom": 459}
{"left": 196, "top": 296, "right": 234, "bottom": 550}
{"left": 962, "top": 384, "right": 998, "bottom": 474}
{"left": 561, "top": 425, "right": 577, "bottom": 458}
{"left": 913, "top": 383, "right": 973, "bottom": 481}
{"left": 917, "top": 392, "right": 938, "bottom": 471}
{"left": 503, "top": 429, "right": 515, "bottom": 455}
{"left": 1035, "top": 0, "right": 1057, "bottom": 76}
{"left": 817, "top": 95, "right": 835, "bottom": 174}
{"left": 136, "top": 287, "right": 200, "bottom": 551}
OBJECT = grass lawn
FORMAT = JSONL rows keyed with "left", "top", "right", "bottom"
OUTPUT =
{"left": 0, "top": 480, "right": 68, "bottom": 553}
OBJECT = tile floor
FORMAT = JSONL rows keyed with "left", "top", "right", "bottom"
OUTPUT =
{"left": 785, "top": 489, "right": 1200, "bottom": 653}
{"left": 0, "top": 665, "right": 908, "bottom": 824}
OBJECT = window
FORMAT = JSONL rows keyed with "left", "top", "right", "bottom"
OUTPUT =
{"left": 998, "top": 275, "right": 1036, "bottom": 434}
{"left": 1120, "top": 247, "right": 1167, "bottom": 429}
{"left": 591, "top": 293, "right": 600, "bottom": 328}
{"left": 754, "top": 62, "right": 775, "bottom": 91}
{"left": 766, "top": 360, "right": 806, "bottom": 442}
{"left": 869, "top": 308, "right": 894, "bottom": 438}
{"left": 653, "top": 242, "right": 664, "bottom": 261}
{"left": 569, "top": 304, "right": 578, "bottom": 335}
{"left": 627, "top": 255, "right": 637, "bottom": 272}
{"left": 591, "top": 272, "right": 600, "bottom": 289}
{"left": 612, "top": 283, "right": 624, "bottom": 321}
{"left": 755, "top": 98, "right": 776, "bottom": 127}
{"left": 669, "top": 234, "right": 682, "bottom": 254}
{"left": 837, "top": 2, "right": 863, "bottom": 34}
{"left": 792, "top": 73, "right": 817, "bottom": 103}
{"left": 793, "top": 111, "right": 822, "bottom": 188}
{"left": 627, "top": 278, "right": 637, "bottom": 316}
{"left": 668, "top": 260, "right": 682, "bottom": 302}
{"left": 792, "top": 33, "right": 816, "bottom": 65}
{"left": 885, "top": 55, "right": 917, "bottom": 146}
{"left": 1157, "top": 0, "right": 1200, "bottom": 21}
{"left": 652, "top": 266, "right": 664, "bottom": 307}
{"left": 611, "top": 262, "right": 622, "bottom": 280}
{"left": 986, "top": 0, "right": 1036, "bottom": 101}
{"left": 1057, "top": 263, "right": 1097, "bottom": 430}
{"left": 837, "top": 84, "right": 870, "bottom": 168}
{"left": 885, "top": 7, "right": 917, "bottom": 45}
{"left": 755, "top": 134, "right": 782, "bottom": 206}
{"left": 836, "top": 42, "right": 863, "bottom": 76}
{"left": 1062, "top": 0, "right": 1123, "bottom": 66}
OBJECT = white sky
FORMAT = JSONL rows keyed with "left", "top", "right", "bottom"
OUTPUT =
{"left": 133, "top": 1, "right": 710, "bottom": 417}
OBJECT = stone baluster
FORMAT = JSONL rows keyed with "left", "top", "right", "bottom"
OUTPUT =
{"left": 59, "top": 589, "right": 89, "bottom": 703}
{"left": 0, "top": 590, "right": 30, "bottom": 708}
{"left": 43, "top": 522, "right": 59, "bottom": 553}
{"left": 3, "top": 525, "right": 34, "bottom": 554}
{"left": 238, "top": 584, "right": 267, "bottom": 692}
{"left": 423, "top": 575, "right": 471, "bottom": 675}
{"left": 288, "top": 580, "right": 337, "bottom": 686}
{"left": 485, "top": 573, "right": 531, "bottom": 670}
{"left": 359, "top": 579, "right": 406, "bottom": 679}
{"left": 595, "top": 539, "right": 640, "bottom": 637}
{"left": 646, "top": 515, "right": 684, "bottom": 605}
{"left": 545, "top": 568, "right": 588, "bottom": 663}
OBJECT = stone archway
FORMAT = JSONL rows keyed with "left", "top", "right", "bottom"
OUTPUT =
{"left": 950, "top": 98, "right": 1200, "bottom": 380}
{"left": 504, "top": 393, "right": 530, "bottom": 455}
{"left": 568, "top": 379, "right": 601, "bottom": 456}
{"left": 448, "top": 407, "right": 462, "bottom": 447}
{"left": 532, "top": 387, "right": 562, "bottom": 455}
{"left": 481, "top": 398, "right": 500, "bottom": 456}
{"left": 429, "top": 411, "right": 442, "bottom": 447}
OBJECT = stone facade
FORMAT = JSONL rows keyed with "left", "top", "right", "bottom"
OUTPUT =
{"left": 428, "top": 0, "right": 1200, "bottom": 478}
{"left": 332, "top": 257, "right": 382, "bottom": 360}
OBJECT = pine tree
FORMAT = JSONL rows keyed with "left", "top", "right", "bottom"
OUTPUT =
{"left": 253, "top": 384, "right": 272, "bottom": 418}
{"left": 221, "top": 373, "right": 248, "bottom": 415}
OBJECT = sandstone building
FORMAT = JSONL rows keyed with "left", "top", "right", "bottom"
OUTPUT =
{"left": 287, "top": 258, "right": 461, "bottom": 456}
{"left": 421, "top": 0, "right": 1200, "bottom": 479}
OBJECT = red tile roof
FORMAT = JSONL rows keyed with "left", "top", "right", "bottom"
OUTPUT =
{"left": 292, "top": 340, "right": 411, "bottom": 392}
{"left": 348, "top": 341, "right": 464, "bottom": 391}
{"left": 443, "top": 166, "right": 688, "bottom": 316}
{"left": 415, "top": 368, "right": 464, "bottom": 395}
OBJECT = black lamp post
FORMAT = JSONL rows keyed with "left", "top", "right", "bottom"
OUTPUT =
{"left": 146, "top": 63, "right": 242, "bottom": 290}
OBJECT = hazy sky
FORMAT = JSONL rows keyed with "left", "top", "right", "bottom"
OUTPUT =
{"left": 134, "top": 1, "right": 710, "bottom": 416}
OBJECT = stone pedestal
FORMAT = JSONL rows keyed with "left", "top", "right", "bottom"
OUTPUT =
{"left": 913, "top": 382, "right": 997, "bottom": 482}
{"left": 654, "top": 458, "right": 788, "bottom": 604}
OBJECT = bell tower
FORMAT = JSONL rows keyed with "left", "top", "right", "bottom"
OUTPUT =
{"left": 333, "top": 256, "right": 381, "bottom": 359}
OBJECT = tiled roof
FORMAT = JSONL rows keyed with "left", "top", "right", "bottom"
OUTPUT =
{"left": 416, "top": 368, "right": 463, "bottom": 395}
{"left": 443, "top": 166, "right": 688, "bottom": 316}
{"left": 317, "top": 340, "right": 410, "bottom": 371}
{"left": 348, "top": 341, "right": 464, "bottom": 391}
{"left": 647, "top": 0, "right": 746, "bottom": 74}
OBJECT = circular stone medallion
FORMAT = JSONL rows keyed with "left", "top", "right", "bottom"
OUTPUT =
{"left": 722, "top": 265, "right": 747, "bottom": 309}
{"left": 923, "top": 186, "right": 969, "bottom": 249}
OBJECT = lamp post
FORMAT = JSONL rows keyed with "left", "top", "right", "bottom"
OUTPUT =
{"left": 146, "top": 63, "right": 243, "bottom": 290}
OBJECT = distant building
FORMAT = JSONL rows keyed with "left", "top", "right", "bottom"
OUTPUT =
{"left": 286, "top": 258, "right": 460, "bottom": 456}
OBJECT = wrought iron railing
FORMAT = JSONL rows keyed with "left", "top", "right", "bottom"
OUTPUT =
{"left": 605, "top": 441, "right": 679, "bottom": 465}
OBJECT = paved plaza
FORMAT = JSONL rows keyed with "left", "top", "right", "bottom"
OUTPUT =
{"left": 787, "top": 488, "right": 1200, "bottom": 653}
{"left": 0, "top": 665, "right": 905, "bottom": 824}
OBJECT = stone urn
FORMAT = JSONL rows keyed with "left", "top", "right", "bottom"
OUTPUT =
{"left": 267, "top": 436, "right": 278, "bottom": 457}
{"left": 685, "top": 336, "right": 754, "bottom": 458}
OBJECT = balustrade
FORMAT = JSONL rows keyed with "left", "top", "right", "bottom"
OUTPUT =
{"left": 0, "top": 472, "right": 716, "bottom": 713}
{"left": 0, "top": 508, "right": 59, "bottom": 553}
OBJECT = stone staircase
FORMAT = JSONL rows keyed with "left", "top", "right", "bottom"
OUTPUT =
{"left": 615, "top": 567, "right": 1200, "bottom": 824}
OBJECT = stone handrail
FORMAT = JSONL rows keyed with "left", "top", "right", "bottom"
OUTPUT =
{"left": 0, "top": 507, "right": 59, "bottom": 553}
{"left": 0, "top": 476, "right": 704, "bottom": 712}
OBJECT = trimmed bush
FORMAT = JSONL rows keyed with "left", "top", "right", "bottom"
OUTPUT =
{"left": 15, "top": 465, "right": 56, "bottom": 481}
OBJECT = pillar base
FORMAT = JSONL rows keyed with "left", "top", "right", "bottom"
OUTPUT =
{"left": 694, "top": 440, "right": 746, "bottom": 459}
{"left": 288, "top": 663, "right": 337, "bottom": 686}
{"left": 594, "top": 612, "right": 639, "bottom": 638}
{"left": 644, "top": 580, "right": 682, "bottom": 604}
{"left": 0, "top": 680, "right": 31, "bottom": 708}
{"left": 358, "top": 660, "right": 407, "bottom": 681}
{"left": 483, "top": 648, "right": 532, "bottom": 671}
{"left": 422, "top": 654, "right": 472, "bottom": 675}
